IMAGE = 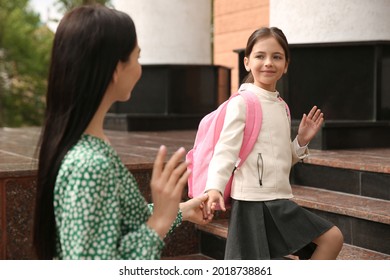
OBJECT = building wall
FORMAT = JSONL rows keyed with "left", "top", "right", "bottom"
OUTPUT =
{"left": 270, "top": 0, "right": 390, "bottom": 43}
{"left": 213, "top": 0, "right": 270, "bottom": 92}
{"left": 115, "top": 0, "right": 212, "bottom": 64}
{"left": 114, "top": 0, "right": 390, "bottom": 95}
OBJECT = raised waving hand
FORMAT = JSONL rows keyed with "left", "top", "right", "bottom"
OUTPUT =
{"left": 297, "top": 106, "right": 324, "bottom": 146}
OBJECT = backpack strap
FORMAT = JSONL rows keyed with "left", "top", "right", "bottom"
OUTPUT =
{"left": 236, "top": 90, "right": 262, "bottom": 168}
{"left": 221, "top": 90, "right": 262, "bottom": 207}
{"left": 278, "top": 96, "right": 291, "bottom": 123}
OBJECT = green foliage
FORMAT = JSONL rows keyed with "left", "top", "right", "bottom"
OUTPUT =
{"left": 0, "top": 0, "right": 53, "bottom": 127}
{"left": 54, "top": 0, "right": 112, "bottom": 13}
{"left": 0, "top": 0, "right": 111, "bottom": 127}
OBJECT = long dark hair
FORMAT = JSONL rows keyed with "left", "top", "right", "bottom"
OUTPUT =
{"left": 33, "top": 4, "right": 137, "bottom": 259}
{"left": 242, "top": 27, "right": 290, "bottom": 84}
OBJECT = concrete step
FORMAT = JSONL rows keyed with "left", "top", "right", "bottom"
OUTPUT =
{"left": 195, "top": 184, "right": 390, "bottom": 259}
{"left": 291, "top": 185, "right": 390, "bottom": 255}
{"left": 197, "top": 219, "right": 390, "bottom": 260}
{"left": 291, "top": 185, "right": 390, "bottom": 225}
{"left": 290, "top": 147, "right": 390, "bottom": 202}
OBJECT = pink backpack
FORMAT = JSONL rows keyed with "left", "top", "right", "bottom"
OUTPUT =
{"left": 186, "top": 90, "right": 262, "bottom": 207}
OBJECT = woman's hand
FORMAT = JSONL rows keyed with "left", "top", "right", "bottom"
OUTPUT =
{"left": 297, "top": 106, "right": 324, "bottom": 146}
{"left": 147, "top": 145, "right": 190, "bottom": 238}
{"left": 180, "top": 194, "right": 214, "bottom": 225}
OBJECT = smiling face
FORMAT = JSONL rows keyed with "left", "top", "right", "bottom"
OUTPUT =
{"left": 244, "top": 36, "right": 288, "bottom": 92}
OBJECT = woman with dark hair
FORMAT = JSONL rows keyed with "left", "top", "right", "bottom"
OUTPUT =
{"left": 33, "top": 4, "right": 212, "bottom": 260}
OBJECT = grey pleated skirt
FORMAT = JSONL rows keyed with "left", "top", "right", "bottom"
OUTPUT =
{"left": 224, "top": 198, "right": 334, "bottom": 260}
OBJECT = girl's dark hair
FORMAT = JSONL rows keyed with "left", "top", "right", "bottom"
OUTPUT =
{"left": 33, "top": 4, "right": 137, "bottom": 259}
{"left": 242, "top": 27, "right": 290, "bottom": 84}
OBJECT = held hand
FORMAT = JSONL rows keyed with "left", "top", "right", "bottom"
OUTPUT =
{"left": 205, "top": 189, "right": 226, "bottom": 215}
{"left": 297, "top": 106, "right": 324, "bottom": 146}
{"left": 180, "top": 194, "right": 214, "bottom": 225}
{"left": 147, "top": 145, "right": 190, "bottom": 238}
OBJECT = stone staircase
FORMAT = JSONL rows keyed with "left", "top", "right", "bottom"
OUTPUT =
{"left": 1, "top": 128, "right": 389, "bottom": 260}
{"left": 195, "top": 186, "right": 390, "bottom": 260}
{"left": 188, "top": 151, "right": 390, "bottom": 260}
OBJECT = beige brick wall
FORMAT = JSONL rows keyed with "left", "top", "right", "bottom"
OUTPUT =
{"left": 213, "top": 0, "right": 270, "bottom": 93}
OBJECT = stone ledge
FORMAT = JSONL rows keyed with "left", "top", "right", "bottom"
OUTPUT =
{"left": 2, "top": 127, "right": 390, "bottom": 176}
{"left": 291, "top": 185, "right": 390, "bottom": 225}
{"left": 303, "top": 148, "right": 390, "bottom": 174}
{"left": 196, "top": 220, "right": 390, "bottom": 260}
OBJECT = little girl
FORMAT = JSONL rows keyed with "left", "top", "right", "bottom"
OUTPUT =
{"left": 205, "top": 27, "right": 344, "bottom": 260}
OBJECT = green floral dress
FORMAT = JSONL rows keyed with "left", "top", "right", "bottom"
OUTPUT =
{"left": 53, "top": 134, "right": 182, "bottom": 260}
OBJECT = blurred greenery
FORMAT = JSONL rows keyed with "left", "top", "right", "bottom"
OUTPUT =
{"left": 0, "top": 0, "right": 52, "bottom": 127}
{"left": 55, "top": 0, "right": 112, "bottom": 13}
{"left": 0, "top": 0, "right": 111, "bottom": 127}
